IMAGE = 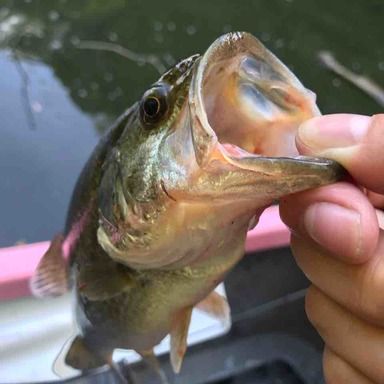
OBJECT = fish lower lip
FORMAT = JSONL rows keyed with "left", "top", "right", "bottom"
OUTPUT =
{"left": 225, "top": 150, "right": 346, "bottom": 179}
{"left": 267, "top": 155, "right": 342, "bottom": 166}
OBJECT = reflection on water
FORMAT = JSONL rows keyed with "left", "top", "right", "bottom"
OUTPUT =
{"left": 0, "top": 51, "right": 98, "bottom": 246}
{"left": 0, "top": 0, "right": 383, "bottom": 245}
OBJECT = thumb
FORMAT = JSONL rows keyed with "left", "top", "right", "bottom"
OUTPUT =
{"left": 296, "top": 114, "right": 384, "bottom": 194}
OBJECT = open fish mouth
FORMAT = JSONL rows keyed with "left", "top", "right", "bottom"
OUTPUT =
{"left": 189, "top": 32, "right": 341, "bottom": 180}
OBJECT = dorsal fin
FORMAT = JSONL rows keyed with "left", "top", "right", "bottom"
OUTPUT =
{"left": 30, "top": 234, "right": 68, "bottom": 297}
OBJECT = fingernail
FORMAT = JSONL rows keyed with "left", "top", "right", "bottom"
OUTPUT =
{"left": 377, "top": 209, "right": 384, "bottom": 231}
{"left": 304, "top": 202, "right": 362, "bottom": 261}
{"left": 298, "top": 114, "right": 371, "bottom": 150}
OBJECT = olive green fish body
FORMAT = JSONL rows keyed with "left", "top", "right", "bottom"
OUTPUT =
{"left": 31, "top": 32, "right": 344, "bottom": 375}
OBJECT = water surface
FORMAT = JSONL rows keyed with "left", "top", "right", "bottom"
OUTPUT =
{"left": 1, "top": 0, "right": 383, "bottom": 246}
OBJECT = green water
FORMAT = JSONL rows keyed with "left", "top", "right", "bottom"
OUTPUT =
{"left": 0, "top": 0, "right": 383, "bottom": 245}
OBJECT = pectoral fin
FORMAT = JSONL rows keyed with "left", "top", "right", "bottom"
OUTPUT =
{"left": 30, "top": 234, "right": 68, "bottom": 297}
{"left": 196, "top": 291, "right": 231, "bottom": 327}
{"left": 170, "top": 306, "right": 193, "bottom": 373}
{"left": 77, "top": 264, "right": 134, "bottom": 301}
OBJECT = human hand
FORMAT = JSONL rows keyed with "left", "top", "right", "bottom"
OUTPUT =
{"left": 280, "top": 114, "right": 384, "bottom": 383}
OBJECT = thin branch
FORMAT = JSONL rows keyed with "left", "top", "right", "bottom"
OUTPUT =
{"left": 76, "top": 40, "right": 166, "bottom": 74}
{"left": 12, "top": 50, "right": 37, "bottom": 130}
{"left": 318, "top": 50, "right": 384, "bottom": 107}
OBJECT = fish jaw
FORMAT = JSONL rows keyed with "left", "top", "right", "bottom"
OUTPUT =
{"left": 169, "top": 31, "right": 344, "bottom": 204}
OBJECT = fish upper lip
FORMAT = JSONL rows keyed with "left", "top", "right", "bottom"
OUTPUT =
{"left": 189, "top": 32, "right": 323, "bottom": 169}
{"left": 225, "top": 154, "right": 345, "bottom": 177}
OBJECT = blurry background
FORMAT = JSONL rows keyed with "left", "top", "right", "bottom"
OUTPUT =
{"left": 0, "top": 1, "right": 383, "bottom": 383}
{"left": 0, "top": 0, "right": 383, "bottom": 247}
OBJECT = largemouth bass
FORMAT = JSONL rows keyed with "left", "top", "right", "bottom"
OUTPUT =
{"left": 31, "top": 32, "right": 343, "bottom": 376}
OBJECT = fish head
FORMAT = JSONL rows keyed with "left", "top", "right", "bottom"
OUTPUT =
{"left": 97, "top": 54, "right": 202, "bottom": 267}
{"left": 97, "top": 32, "right": 343, "bottom": 269}
{"left": 159, "top": 32, "right": 343, "bottom": 208}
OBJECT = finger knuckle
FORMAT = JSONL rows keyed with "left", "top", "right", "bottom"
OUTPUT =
{"left": 305, "top": 287, "right": 321, "bottom": 328}
{"left": 290, "top": 235, "right": 310, "bottom": 273}
{"left": 323, "top": 350, "right": 342, "bottom": 384}
{"left": 357, "top": 264, "right": 384, "bottom": 325}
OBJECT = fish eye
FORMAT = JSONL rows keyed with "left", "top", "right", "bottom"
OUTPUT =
{"left": 143, "top": 97, "right": 160, "bottom": 117}
{"left": 140, "top": 85, "right": 169, "bottom": 126}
